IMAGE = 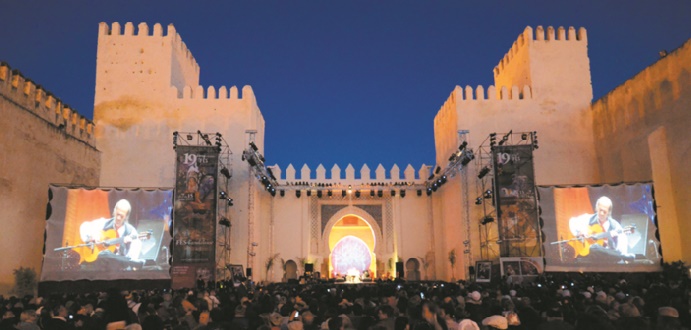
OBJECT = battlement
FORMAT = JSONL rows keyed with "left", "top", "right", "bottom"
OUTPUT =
{"left": 98, "top": 22, "right": 200, "bottom": 75}
{"left": 493, "top": 25, "right": 587, "bottom": 78}
{"left": 0, "top": 62, "right": 96, "bottom": 146}
{"left": 175, "top": 84, "right": 257, "bottom": 103}
{"left": 268, "top": 163, "right": 431, "bottom": 184}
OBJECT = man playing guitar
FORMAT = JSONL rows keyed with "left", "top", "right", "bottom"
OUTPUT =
{"left": 568, "top": 196, "right": 635, "bottom": 263}
{"left": 79, "top": 199, "right": 146, "bottom": 269}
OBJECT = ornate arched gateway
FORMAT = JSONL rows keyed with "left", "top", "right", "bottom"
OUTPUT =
{"left": 314, "top": 203, "right": 397, "bottom": 279}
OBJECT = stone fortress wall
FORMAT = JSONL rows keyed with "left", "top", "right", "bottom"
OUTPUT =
{"left": 0, "top": 64, "right": 101, "bottom": 293}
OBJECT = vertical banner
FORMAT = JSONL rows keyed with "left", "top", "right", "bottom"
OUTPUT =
{"left": 171, "top": 146, "right": 218, "bottom": 289}
{"left": 492, "top": 145, "right": 540, "bottom": 257}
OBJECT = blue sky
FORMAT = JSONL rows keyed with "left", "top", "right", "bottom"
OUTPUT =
{"left": 2, "top": 1, "right": 690, "bottom": 171}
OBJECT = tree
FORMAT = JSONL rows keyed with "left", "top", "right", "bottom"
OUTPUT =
{"left": 12, "top": 267, "right": 37, "bottom": 297}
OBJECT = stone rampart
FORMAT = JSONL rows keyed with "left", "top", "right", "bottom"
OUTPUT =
{"left": 0, "top": 63, "right": 95, "bottom": 146}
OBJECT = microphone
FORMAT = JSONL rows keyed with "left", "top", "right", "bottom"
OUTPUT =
{"left": 648, "top": 240, "right": 660, "bottom": 258}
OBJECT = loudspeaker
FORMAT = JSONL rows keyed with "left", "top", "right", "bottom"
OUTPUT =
{"left": 305, "top": 263, "right": 314, "bottom": 273}
{"left": 246, "top": 268, "right": 252, "bottom": 277}
{"left": 396, "top": 261, "right": 404, "bottom": 279}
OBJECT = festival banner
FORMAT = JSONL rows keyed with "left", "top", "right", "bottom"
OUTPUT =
{"left": 171, "top": 145, "right": 218, "bottom": 289}
{"left": 492, "top": 145, "right": 540, "bottom": 257}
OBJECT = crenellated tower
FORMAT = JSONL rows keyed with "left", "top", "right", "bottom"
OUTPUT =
{"left": 94, "top": 22, "right": 200, "bottom": 105}
{"left": 493, "top": 26, "right": 592, "bottom": 105}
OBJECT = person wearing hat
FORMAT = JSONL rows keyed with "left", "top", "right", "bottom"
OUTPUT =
{"left": 657, "top": 306, "right": 683, "bottom": 330}
{"left": 537, "top": 304, "right": 573, "bottom": 330}
{"left": 482, "top": 315, "right": 508, "bottom": 330}
{"left": 465, "top": 291, "right": 487, "bottom": 325}
{"left": 265, "top": 312, "right": 283, "bottom": 330}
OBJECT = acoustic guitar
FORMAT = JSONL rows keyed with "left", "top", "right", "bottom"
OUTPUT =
{"left": 77, "top": 229, "right": 152, "bottom": 263}
{"left": 570, "top": 224, "right": 635, "bottom": 257}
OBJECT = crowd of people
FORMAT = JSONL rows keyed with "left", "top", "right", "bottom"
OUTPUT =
{"left": 1, "top": 264, "right": 690, "bottom": 330}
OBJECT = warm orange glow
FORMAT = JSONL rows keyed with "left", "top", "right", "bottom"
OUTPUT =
{"left": 328, "top": 215, "right": 377, "bottom": 276}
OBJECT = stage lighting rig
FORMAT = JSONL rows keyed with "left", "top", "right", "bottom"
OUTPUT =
{"left": 478, "top": 166, "right": 490, "bottom": 179}
{"left": 242, "top": 141, "right": 279, "bottom": 196}
{"left": 197, "top": 130, "right": 212, "bottom": 146}
{"left": 481, "top": 216, "right": 494, "bottom": 225}
{"left": 219, "top": 217, "right": 231, "bottom": 227}
{"left": 220, "top": 167, "right": 231, "bottom": 179}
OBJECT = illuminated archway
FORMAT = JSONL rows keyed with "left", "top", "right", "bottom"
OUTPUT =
{"left": 326, "top": 213, "right": 379, "bottom": 277}
{"left": 331, "top": 236, "right": 372, "bottom": 277}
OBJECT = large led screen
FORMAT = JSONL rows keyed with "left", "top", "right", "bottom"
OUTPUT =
{"left": 41, "top": 186, "right": 172, "bottom": 281}
{"left": 538, "top": 183, "right": 662, "bottom": 272}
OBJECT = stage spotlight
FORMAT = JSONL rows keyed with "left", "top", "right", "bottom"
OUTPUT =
{"left": 296, "top": 190, "right": 301, "bottom": 198}
{"left": 227, "top": 198, "right": 234, "bottom": 206}
{"left": 481, "top": 216, "right": 494, "bottom": 225}
{"left": 448, "top": 154, "right": 457, "bottom": 162}
{"left": 484, "top": 189, "right": 493, "bottom": 199}
{"left": 391, "top": 190, "right": 396, "bottom": 197}
{"left": 417, "top": 189, "right": 422, "bottom": 196}
{"left": 400, "top": 190, "right": 406, "bottom": 198}
{"left": 186, "top": 134, "right": 193, "bottom": 140}
{"left": 249, "top": 141, "right": 259, "bottom": 151}
{"left": 461, "top": 152, "right": 475, "bottom": 166}
{"left": 435, "top": 166, "right": 441, "bottom": 174}
{"left": 370, "top": 190, "right": 375, "bottom": 197}
{"left": 426, "top": 188, "right": 432, "bottom": 196}
{"left": 355, "top": 190, "right": 361, "bottom": 198}
{"left": 267, "top": 168, "right": 276, "bottom": 180}
{"left": 220, "top": 167, "right": 231, "bottom": 179}
{"left": 489, "top": 133, "right": 497, "bottom": 149}
{"left": 218, "top": 217, "right": 231, "bottom": 227}
{"left": 432, "top": 183, "right": 438, "bottom": 192}
{"left": 328, "top": 190, "right": 333, "bottom": 197}
{"left": 307, "top": 190, "right": 311, "bottom": 197}
{"left": 441, "top": 175, "right": 447, "bottom": 184}
{"left": 269, "top": 187, "right": 276, "bottom": 197}
{"left": 280, "top": 190, "right": 285, "bottom": 197}
{"left": 459, "top": 141, "right": 468, "bottom": 151}
{"left": 521, "top": 133, "right": 528, "bottom": 140}
{"left": 475, "top": 197, "right": 483, "bottom": 205}
{"left": 317, "top": 190, "right": 322, "bottom": 198}
{"left": 427, "top": 173, "right": 435, "bottom": 180}
{"left": 219, "top": 191, "right": 227, "bottom": 199}
{"left": 478, "top": 166, "right": 490, "bottom": 179}
{"left": 342, "top": 190, "right": 346, "bottom": 197}
{"left": 347, "top": 185, "right": 353, "bottom": 194}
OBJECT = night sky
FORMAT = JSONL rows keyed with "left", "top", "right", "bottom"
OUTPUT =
{"left": 2, "top": 1, "right": 690, "bottom": 172}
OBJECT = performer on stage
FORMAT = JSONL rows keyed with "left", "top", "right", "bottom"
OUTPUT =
{"left": 79, "top": 199, "right": 144, "bottom": 269}
{"left": 568, "top": 196, "right": 634, "bottom": 263}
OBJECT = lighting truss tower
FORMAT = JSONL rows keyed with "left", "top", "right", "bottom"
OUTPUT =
{"left": 476, "top": 134, "right": 500, "bottom": 261}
